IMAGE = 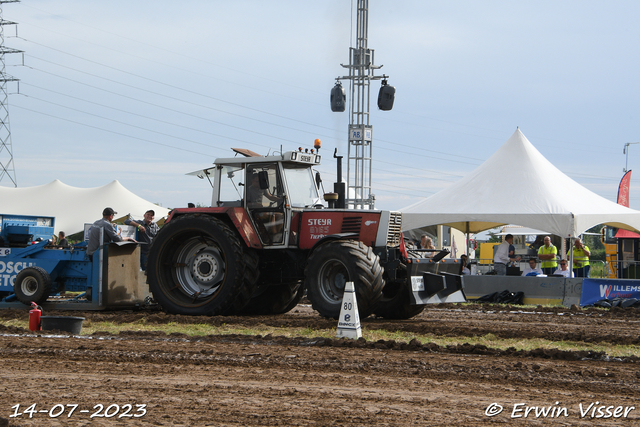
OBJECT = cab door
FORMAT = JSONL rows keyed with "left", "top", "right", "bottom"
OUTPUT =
{"left": 245, "top": 163, "right": 287, "bottom": 246}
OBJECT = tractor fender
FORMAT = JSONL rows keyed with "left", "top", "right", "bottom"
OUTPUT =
{"left": 309, "top": 233, "right": 359, "bottom": 252}
{"left": 225, "top": 208, "right": 263, "bottom": 249}
{"left": 169, "top": 207, "right": 263, "bottom": 249}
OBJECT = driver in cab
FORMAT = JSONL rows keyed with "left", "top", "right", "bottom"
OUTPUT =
{"left": 247, "top": 173, "right": 281, "bottom": 208}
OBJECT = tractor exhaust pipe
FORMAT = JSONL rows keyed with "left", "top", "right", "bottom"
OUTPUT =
{"left": 333, "top": 148, "right": 346, "bottom": 209}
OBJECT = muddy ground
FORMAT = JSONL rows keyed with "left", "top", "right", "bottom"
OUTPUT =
{"left": 1, "top": 303, "right": 639, "bottom": 426}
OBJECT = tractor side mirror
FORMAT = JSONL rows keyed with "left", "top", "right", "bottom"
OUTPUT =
{"left": 315, "top": 172, "right": 322, "bottom": 189}
{"left": 258, "top": 171, "right": 269, "bottom": 190}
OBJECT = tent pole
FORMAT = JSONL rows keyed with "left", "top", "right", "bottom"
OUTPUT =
{"left": 569, "top": 237, "right": 574, "bottom": 275}
{"left": 465, "top": 221, "right": 470, "bottom": 256}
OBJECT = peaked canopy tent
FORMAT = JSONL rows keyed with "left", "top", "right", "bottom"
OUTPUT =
{"left": 401, "top": 129, "right": 640, "bottom": 239}
{"left": 0, "top": 180, "right": 171, "bottom": 235}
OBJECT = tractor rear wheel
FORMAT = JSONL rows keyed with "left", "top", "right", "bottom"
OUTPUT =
{"left": 240, "top": 280, "right": 305, "bottom": 315}
{"left": 221, "top": 249, "right": 260, "bottom": 315}
{"left": 147, "top": 214, "right": 259, "bottom": 316}
{"left": 305, "top": 240, "right": 384, "bottom": 320}
{"left": 14, "top": 266, "right": 52, "bottom": 305}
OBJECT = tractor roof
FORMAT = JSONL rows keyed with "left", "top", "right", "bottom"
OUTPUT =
{"left": 187, "top": 149, "right": 321, "bottom": 178}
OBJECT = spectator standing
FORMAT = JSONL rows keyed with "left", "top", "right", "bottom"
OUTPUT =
{"left": 87, "top": 207, "right": 135, "bottom": 259}
{"left": 54, "top": 231, "right": 69, "bottom": 249}
{"left": 508, "top": 241, "right": 517, "bottom": 266}
{"left": 569, "top": 238, "right": 591, "bottom": 278}
{"left": 125, "top": 210, "right": 159, "bottom": 271}
{"left": 494, "top": 234, "right": 520, "bottom": 275}
{"left": 537, "top": 236, "right": 558, "bottom": 275}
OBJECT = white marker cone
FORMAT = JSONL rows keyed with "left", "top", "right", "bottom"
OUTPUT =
{"left": 336, "top": 281, "right": 362, "bottom": 339}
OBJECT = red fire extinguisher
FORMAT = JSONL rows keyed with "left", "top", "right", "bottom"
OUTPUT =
{"left": 29, "top": 302, "right": 42, "bottom": 332}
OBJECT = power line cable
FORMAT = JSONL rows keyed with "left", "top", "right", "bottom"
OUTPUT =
{"left": 21, "top": 81, "right": 299, "bottom": 149}
{"left": 21, "top": 38, "right": 490, "bottom": 164}
{"left": 20, "top": 93, "right": 278, "bottom": 154}
{"left": 26, "top": 56, "right": 334, "bottom": 142}
{"left": 20, "top": 38, "right": 331, "bottom": 131}
{"left": 13, "top": 103, "right": 217, "bottom": 158}
{"left": 26, "top": 56, "right": 484, "bottom": 167}
{"left": 18, "top": 2, "right": 324, "bottom": 96}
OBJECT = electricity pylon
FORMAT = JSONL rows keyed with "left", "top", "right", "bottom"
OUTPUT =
{"left": 0, "top": 0, "right": 20, "bottom": 187}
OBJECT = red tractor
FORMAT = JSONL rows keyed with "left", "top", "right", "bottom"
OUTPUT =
{"left": 147, "top": 147, "right": 464, "bottom": 319}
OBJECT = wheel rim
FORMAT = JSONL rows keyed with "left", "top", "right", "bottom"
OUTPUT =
{"left": 316, "top": 259, "right": 349, "bottom": 303}
{"left": 171, "top": 236, "right": 226, "bottom": 301}
{"left": 20, "top": 277, "right": 39, "bottom": 297}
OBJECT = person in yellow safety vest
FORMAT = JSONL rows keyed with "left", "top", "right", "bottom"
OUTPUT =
{"left": 537, "top": 235, "right": 558, "bottom": 275}
{"left": 568, "top": 238, "right": 591, "bottom": 278}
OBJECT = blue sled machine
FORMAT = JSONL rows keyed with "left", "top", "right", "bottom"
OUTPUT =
{"left": 0, "top": 214, "right": 148, "bottom": 310}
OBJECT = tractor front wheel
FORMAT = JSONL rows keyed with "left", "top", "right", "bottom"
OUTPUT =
{"left": 305, "top": 240, "right": 384, "bottom": 320}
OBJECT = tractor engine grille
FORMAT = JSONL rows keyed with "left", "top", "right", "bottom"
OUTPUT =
{"left": 341, "top": 217, "right": 362, "bottom": 234}
{"left": 387, "top": 212, "right": 403, "bottom": 246}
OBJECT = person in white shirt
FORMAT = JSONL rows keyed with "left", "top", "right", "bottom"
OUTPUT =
{"left": 420, "top": 235, "right": 436, "bottom": 258}
{"left": 553, "top": 260, "right": 574, "bottom": 277}
{"left": 522, "top": 258, "right": 543, "bottom": 276}
{"left": 493, "top": 234, "right": 520, "bottom": 275}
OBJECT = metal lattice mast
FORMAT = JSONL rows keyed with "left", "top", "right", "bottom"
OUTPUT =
{"left": 334, "top": 0, "right": 389, "bottom": 209}
{"left": 0, "top": 0, "right": 20, "bottom": 187}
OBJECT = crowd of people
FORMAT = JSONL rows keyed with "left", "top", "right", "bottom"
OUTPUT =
{"left": 403, "top": 232, "right": 590, "bottom": 278}
{"left": 492, "top": 234, "right": 587, "bottom": 277}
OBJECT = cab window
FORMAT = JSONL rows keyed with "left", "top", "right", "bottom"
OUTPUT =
{"left": 216, "top": 165, "right": 244, "bottom": 207}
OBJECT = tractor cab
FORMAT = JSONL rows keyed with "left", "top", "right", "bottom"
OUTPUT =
{"left": 192, "top": 148, "right": 323, "bottom": 247}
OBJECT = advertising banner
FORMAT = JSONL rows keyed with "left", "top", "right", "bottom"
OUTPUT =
{"left": 617, "top": 170, "right": 632, "bottom": 207}
{"left": 580, "top": 278, "right": 640, "bottom": 306}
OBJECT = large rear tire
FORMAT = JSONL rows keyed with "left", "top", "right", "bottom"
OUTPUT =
{"left": 240, "top": 280, "right": 305, "bottom": 315}
{"left": 305, "top": 240, "right": 384, "bottom": 320}
{"left": 147, "top": 214, "right": 259, "bottom": 316}
{"left": 373, "top": 280, "right": 425, "bottom": 319}
{"left": 14, "top": 266, "right": 52, "bottom": 305}
{"left": 221, "top": 249, "right": 260, "bottom": 315}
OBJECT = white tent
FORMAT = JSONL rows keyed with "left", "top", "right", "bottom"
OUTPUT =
{"left": 0, "top": 180, "right": 171, "bottom": 235}
{"left": 401, "top": 129, "right": 640, "bottom": 238}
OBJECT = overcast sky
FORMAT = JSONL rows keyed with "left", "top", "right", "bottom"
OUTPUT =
{"left": 1, "top": 1, "right": 639, "bottom": 213}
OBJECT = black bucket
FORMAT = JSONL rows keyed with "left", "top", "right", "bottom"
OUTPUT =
{"left": 40, "top": 316, "right": 85, "bottom": 334}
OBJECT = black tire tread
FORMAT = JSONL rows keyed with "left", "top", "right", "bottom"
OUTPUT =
{"left": 148, "top": 214, "right": 256, "bottom": 316}
{"left": 14, "top": 266, "right": 52, "bottom": 305}
{"left": 222, "top": 249, "right": 260, "bottom": 315}
{"left": 305, "top": 240, "right": 384, "bottom": 320}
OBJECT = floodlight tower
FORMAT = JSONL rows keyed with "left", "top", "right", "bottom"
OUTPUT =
{"left": 331, "top": 0, "right": 395, "bottom": 209}
{"left": 0, "top": 0, "right": 20, "bottom": 187}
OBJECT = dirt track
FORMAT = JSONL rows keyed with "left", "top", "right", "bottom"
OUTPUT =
{"left": 1, "top": 303, "right": 639, "bottom": 426}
